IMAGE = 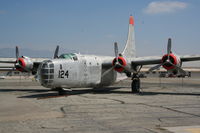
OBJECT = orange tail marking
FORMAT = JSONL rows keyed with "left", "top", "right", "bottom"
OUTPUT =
{"left": 129, "top": 16, "right": 134, "bottom": 25}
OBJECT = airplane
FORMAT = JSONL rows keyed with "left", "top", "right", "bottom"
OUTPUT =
{"left": 1, "top": 15, "right": 200, "bottom": 95}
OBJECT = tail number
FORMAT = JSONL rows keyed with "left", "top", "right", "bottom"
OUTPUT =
{"left": 58, "top": 70, "right": 69, "bottom": 79}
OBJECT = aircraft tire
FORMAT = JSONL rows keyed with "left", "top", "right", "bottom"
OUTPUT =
{"left": 131, "top": 78, "right": 140, "bottom": 93}
{"left": 58, "top": 88, "right": 66, "bottom": 95}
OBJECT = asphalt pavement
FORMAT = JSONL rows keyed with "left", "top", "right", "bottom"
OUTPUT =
{"left": 0, "top": 76, "right": 199, "bottom": 133}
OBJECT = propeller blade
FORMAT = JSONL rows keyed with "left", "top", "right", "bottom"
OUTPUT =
{"left": 168, "top": 62, "right": 186, "bottom": 75}
{"left": 16, "top": 46, "right": 19, "bottom": 59}
{"left": 54, "top": 45, "right": 59, "bottom": 59}
{"left": 101, "top": 66, "right": 114, "bottom": 77}
{"left": 167, "top": 38, "right": 172, "bottom": 55}
{"left": 15, "top": 63, "right": 21, "bottom": 70}
{"left": 114, "top": 42, "right": 119, "bottom": 58}
{"left": 15, "top": 63, "right": 29, "bottom": 72}
{"left": 148, "top": 64, "right": 162, "bottom": 72}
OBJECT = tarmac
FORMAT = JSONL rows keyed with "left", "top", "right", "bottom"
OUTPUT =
{"left": 0, "top": 74, "right": 200, "bottom": 133}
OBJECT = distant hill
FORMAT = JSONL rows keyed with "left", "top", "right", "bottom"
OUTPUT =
{"left": 0, "top": 47, "right": 79, "bottom": 58}
{"left": 0, "top": 48, "right": 52, "bottom": 58}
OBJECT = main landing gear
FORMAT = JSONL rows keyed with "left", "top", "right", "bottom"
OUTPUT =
{"left": 131, "top": 74, "right": 141, "bottom": 93}
{"left": 131, "top": 65, "right": 142, "bottom": 93}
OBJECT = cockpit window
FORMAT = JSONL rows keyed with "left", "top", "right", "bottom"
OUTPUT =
{"left": 58, "top": 53, "right": 78, "bottom": 61}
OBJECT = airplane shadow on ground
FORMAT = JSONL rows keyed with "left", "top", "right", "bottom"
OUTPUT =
{"left": 15, "top": 87, "right": 126, "bottom": 99}
{"left": 0, "top": 87, "right": 199, "bottom": 99}
{"left": 137, "top": 91, "right": 200, "bottom": 96}
{"left": 0, "top": 88, "right": 48, "bottom": 93}
{"left": 17, "top": 87, "right": 129, "bottom": 99}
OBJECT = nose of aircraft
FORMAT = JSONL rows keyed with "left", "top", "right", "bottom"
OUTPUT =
{"left": 39, "top": 60, "right": 54, "bottom": 87}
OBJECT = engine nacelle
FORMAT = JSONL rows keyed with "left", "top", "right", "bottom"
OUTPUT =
{"left": 16, "top": 56, "right": 33, "bottom": 72}
{"left": 162, "top": 53, "right": 181, "bottom": 71}
{"left": 112, "top": 56, "right": 127, "bottom": 72}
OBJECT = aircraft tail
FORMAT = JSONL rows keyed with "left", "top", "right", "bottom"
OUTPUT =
{"left": 122, "top": 15, "right": 136, "bottom": 58}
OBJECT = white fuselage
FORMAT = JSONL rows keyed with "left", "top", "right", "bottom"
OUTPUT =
{"left": 38, "top": 54, "right": 118, "bottom": 89}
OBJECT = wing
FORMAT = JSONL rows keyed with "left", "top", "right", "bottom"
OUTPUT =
{"left": 131, "top": 56, "right": 161, "bottom": 66}
{"left": 0, "top": 58, "right": 16, "bottom": 64}
{"left": 131, "top": 55, "right": 200, "bottom": 66}
{"left": 180, "top": 55, "right": 200, "bottom": 62}
{"left": 0, "top": 58, "right": 16, "bottom": 71}
{"left": 0, "top": 57, "right": 48, "bottom": 73}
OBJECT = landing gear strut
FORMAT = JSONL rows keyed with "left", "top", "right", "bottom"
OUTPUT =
{"left": 52, "top": 87, "right": 67, "bottom": 95}
{"left": 131, "top": 74, "right": 140, "bottom": 93}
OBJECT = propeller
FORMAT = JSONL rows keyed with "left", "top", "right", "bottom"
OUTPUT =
{"left": 102, "top": 42, "right": 133, "bottom": 77}
{"left": 14, "top": 46, "right": 29, "bottom": 72}
{"left": 149, "top": 38, "right": 172, "bottom": 72}
{"left": 148, "top": 38, "right": 186, "bottom": 75}
{"left": 5, "top": 45, "right": 62, "bottom": 73}
{"left": 149, "top": 38, "right": 172, "bottom": 71}
{"left": 53, "top": 45, "right": 59, "bottom": 59}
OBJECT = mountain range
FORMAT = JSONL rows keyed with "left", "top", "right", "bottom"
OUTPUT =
{"left": 0, "top": 48, "right": 79, "bottom": 58}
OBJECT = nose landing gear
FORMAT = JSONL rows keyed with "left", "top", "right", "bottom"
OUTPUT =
{"left": 51, "top": 87, "right": 68, "bottom": 95}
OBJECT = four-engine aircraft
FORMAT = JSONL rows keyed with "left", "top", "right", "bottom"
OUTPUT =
{"left": 1, "top": 15, "right": 200, "bottom": 94}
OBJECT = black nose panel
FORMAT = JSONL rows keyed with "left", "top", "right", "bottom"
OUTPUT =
{"left": 40, "top": 60, "right": 54, "bottom": 87}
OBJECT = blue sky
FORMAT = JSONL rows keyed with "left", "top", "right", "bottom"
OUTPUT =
{"left": 0, "top": 0, "right": 200, "bottom": 56}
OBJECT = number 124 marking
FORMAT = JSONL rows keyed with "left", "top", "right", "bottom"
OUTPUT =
{"left": 58, "top": 70, "right": 69, "bottom": 78}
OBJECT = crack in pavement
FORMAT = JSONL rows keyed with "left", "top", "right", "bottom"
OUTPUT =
{"left": 78, "top": 95, "right": 125, "bottom": 104}
{"left": 137, "top": 103, "right": 200, "bottom": 117}
{"left": 59, "top": 105, "right": 121, "bottom": 132}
